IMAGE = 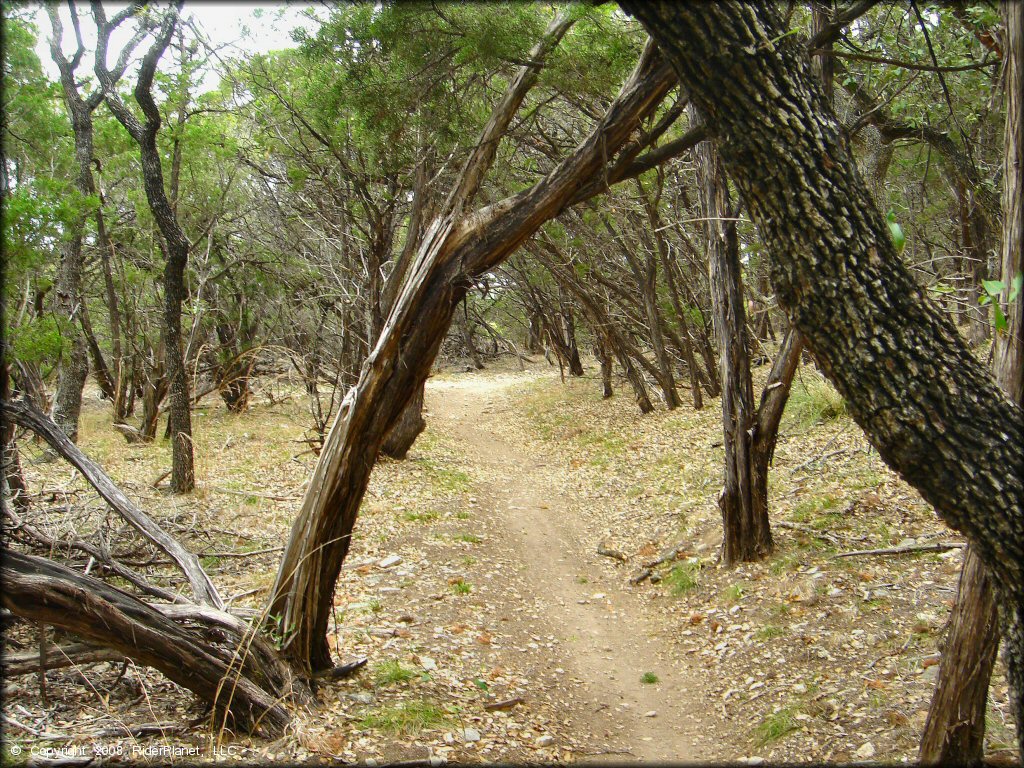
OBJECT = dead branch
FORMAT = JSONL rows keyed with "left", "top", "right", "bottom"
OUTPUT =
{"left": 484, "top": 696, "right": 524, "bottom": 711}
{"left": 834, "top": 541, "right": 965, "bottom": 558}
{"left": 2, "top": 643, "right": 125, "bottom": 676}
{"left": 2, "top": 550, "right": 291, "bottom": 735}
{"left": 1, "top": 398, "right": 223, "bottom": 608}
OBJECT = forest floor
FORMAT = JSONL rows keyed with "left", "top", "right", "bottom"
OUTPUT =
{"left": 2, "top": 358, "right": 1019, "bottom": 765}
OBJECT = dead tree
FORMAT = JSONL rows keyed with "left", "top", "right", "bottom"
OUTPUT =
{"left": 0, "top": 399, "right": 305, "bottom": 734}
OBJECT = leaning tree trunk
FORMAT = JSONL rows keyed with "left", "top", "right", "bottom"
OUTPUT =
{"left": 922, "top": 3, "right": 1024, "bottom": 760}
{"left": 268, "top": 39, "right": 679, "bottom": 674}
{"left": 694, "top": 122, "right": 771, "bottom": 564}
{"left": 621, "top": 4, "right": 1023, "bottom": 754}
{"left": 749, "top": 325, "right": 804, "bottom": 527}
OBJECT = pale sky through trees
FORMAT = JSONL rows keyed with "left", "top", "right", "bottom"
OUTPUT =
{"left": 31, "top": 2, "right": 322, "bottom": 93}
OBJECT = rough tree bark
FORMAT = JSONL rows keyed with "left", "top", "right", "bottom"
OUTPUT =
{"left": 621, "top": 3, "right": 1023, "bottom": 754}
{"left": 694, "top": 119, "right": 772, "bottom": 564}
{"left": 268, "top": 39, "right": 681, "bottom": 674}
{"left": 94, "top": 5, "right": 195, "bottom": 493}
{"left": 921, "top": 3, "right": 1023, "bottom": 761}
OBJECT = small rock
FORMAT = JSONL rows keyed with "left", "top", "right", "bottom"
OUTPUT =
{"left": 421, "top": 657, "right": 437, "bottom": 671}
{"left": 535, "top": 735, "right": 554, "bottom": 747}
{"left": 428, "top": 758, "right": 446, "bottom": 767}
{"left": 643, "top": 710, "right": 657, "bottom": 718}
{"left": 365, "top": 760, "right": 378, "bottom": 767}
{"left": 463, "top": 728, "right": 481, "bottom": 742}
{"left": 854, "top": 742, "right": 876, "bottom": 759}
{"left": 792, "top": 683, "right": 808, "bottom": 694}
{"left": 378, "top": 555, "right": 403, "bottom": 568}
{"left": 592, "top": 593, "right": 607, "bottom": 600}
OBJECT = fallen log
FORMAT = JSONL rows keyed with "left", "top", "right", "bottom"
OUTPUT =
{"left": 1, "top": 550, "right": 291, "bottom": 735}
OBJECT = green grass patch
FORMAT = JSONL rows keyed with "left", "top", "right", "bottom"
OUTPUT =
{"left": 640, "top": 672, "right": 659, "bottom": 684}
{"left": 358, "top": 700, "right": 450, "bottom": 736}
{"left": 664, "top": 560, "right": 701, "bottom": 595}
{"left": 769, "top": 552, "right": 801, "bottom": 576}
{"left": 785, "top": 375, "right": 847, "bottom": 427}
{"left": 374, "top": 659, "right": 417, "bottom": 687}
{"left": 754, "top": 708, "right": 800, "bottom": 747}
{"left": 722, "top": 582, "right": 746, "bottom": 603}
{"left": 404, "top": 510, "right": 440, "bottom": 523}
{"left": 790, "top": 493, "right": 840, "bottom": 523}
{"left": 453, "top": 533, "right": 482, "bottom": 544}
{"left": 755, "top": 625, "right": 787, "bottom": 641}
{"left": 450, "top": 578, "right": 472, "bottom": 595}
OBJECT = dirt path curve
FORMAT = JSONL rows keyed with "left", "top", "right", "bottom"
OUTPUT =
{"left": 426, "top": 371, "right": 712, "bottom": 762}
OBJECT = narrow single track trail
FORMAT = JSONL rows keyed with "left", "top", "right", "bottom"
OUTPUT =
{"left": 425, "top": 372, "right": 717, "bottom": 762}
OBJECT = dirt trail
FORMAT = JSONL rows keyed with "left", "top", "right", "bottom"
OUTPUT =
{"left": 426, "top": 372, "right": 712, "bottom": 762}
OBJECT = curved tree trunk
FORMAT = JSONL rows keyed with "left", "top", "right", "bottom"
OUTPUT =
{"left": 94, "top": 6, "right": 195, "bottom": 493}
{"left": 621, "top": 5, "right": 1024, "bottom": 754}
{"left": 268, "top": 40, "right": 677, "bottom": 674}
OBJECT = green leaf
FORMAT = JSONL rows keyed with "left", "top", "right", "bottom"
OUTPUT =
{"left": 994, "top": 304, "right": 1007, "bottom": 332}
{"left": 886, "top": 210, "right": 906, "bottom": 255}
{"left": 1010, "top": 272, "right": 1023, "bottom": 302}
{"left": 982, "top": 279, "right": 1005, "bottom": 297}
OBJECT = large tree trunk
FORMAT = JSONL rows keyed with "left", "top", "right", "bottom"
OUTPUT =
{"left": 694, "top": 122, "right": 771, "bottom": 564}
{"left": 922, "top": 3, "right": 1024, "bottom": 760}
{"left": 622, "top": 5, "right": 1024, "bottom": 754}
{"left": 380, "top": 383, "right": 426, "bottom": 460}
{"left": 269, "top": 40, "right": 678, "bottom": 674}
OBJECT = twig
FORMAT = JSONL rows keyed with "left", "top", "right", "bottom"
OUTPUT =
{"left": 484, "top": 696, "right": 524, "bottom": 711}
{"left": 777, "top": 521, "right": 867, "bottom": 544}
{"left": 834, "top": 541, "right": 964, "bottom": 558}
{"left": 596, "top": 543, "right": 628, "bottom": 562}
{"left": 198, "top": 546, "right": 284, "bottom": 559}
{"left": 629, "top": 568, "right": 653, "bottom": 585}
{"left": 312, "top": 657, "right": 367, "bottom": 681}
{"left": 150, "top": 468, "right": 171, "bottom": 488}
{"left": 208, "top": 486, "right": 300, "bottom": 502}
